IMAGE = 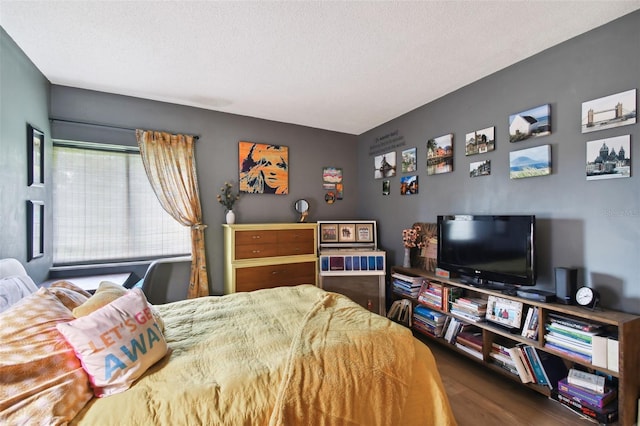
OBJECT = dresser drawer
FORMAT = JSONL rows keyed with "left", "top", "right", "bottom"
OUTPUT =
{"left": 235, "top": 261, "right": 317, "bottom": 292}
{"left": 276, "top": 229, "right": 314, "bottom": 243}
{"left": 235, "top": 230, "right": 278, "bottom": 246}
{"left": 235, "top": 244, "right": 278, "bottom": 259}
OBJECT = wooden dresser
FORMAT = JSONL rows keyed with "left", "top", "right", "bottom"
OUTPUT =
{"left": 222, "top": 223, "right": 318, "bottom": 294}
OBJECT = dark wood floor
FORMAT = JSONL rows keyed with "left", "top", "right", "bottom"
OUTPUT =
{"left": 422, "top": 338, "right": 600, "bottom": 425}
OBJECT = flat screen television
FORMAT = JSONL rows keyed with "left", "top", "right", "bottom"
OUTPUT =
{"left": 437, "top": 215, "right": 536, "bottom": 287}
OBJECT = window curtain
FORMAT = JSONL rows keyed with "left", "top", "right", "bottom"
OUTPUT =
{"left": 136, "top": 129, "right": 208, "bottom": 299}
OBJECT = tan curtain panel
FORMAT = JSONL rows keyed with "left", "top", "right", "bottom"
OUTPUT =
{"left": 136, "top": 129, "right": 209, "bottom": 299}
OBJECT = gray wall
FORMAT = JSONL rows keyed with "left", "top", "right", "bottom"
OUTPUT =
{"left": 0, "top": 27, "right": 52, "bottom": 283}
{"left": 357, "top": 11, "right": 640, "bottom": 314}
{"left": 48, "top": 86, "right": 359, "bottom": 295}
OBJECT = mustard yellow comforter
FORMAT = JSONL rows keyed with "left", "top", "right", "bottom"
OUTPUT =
{"left": 72, "top": 285, "right": 456, "bottom": 425}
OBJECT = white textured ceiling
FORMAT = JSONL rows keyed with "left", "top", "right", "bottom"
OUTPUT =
{"left": 1, "top": 1, "right": 639, "bottom": 135}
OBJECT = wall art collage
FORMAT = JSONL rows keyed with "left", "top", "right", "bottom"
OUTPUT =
{"left": 375, "top": 88, "right": 636, "bottom": 195}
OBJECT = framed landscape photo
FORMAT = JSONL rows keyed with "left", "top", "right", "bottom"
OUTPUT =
{"left": 465, "top": 126, "right": 495, "bottom": 156}
{"left": 27, "top": 200, "right": 44, "bottom": 261}
{"left": 509, "top": 104, "right": 551, "bottom": 142}
{"left": 581, "top": 89, "right": 636, "bottom": 133}
{"left": 470, "top": 160, "right": 491, "bottom": 178}
{"left": 586, "top": 135, "right": 630, "bottom": 180}
{"left": 27, "top": 123, "right": 44, "bottom": 186}
{"left": 426, "top": 133, "right": 453, "bottom": 175}
{"left": 509, "top": 144, "right": 551, "bottom": 179}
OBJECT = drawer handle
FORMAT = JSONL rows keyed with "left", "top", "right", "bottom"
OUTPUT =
{"left": 252, "top": 235, "right": 261, "bottom": 239}
{"left": 252, "top": 250, "right": 261, "bottom": 254}
{"left": 271, "top": 270, "right": 286, "bottom": 275}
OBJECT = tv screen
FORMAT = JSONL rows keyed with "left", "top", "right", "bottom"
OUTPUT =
{"left": 437, "top": 215, "right": 536, "bottom": 286}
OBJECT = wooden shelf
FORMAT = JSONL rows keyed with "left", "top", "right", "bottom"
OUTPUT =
{"left": 392, "top": 266, "right": 640, "bottom": 426}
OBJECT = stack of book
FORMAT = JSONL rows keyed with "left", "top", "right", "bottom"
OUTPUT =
{"left": 551, "top": 369, "right": 618, "bottom": 424}
{"left": 489, "top": 340, "right": 518, "bottom": 376}
{"left": 544, "top": 313, "right": 604, "bottom": 363}
{"left": 413, "top": 305, "right": 448, "bottom": 337}
{"left": 441, "top": 286, "right": 463, "bottom": 313}
{"left": 452, "top": 324, "right": 483, "bottom": 359}
{"left": 391, "top": 272, "right": 424, "bottom": 298}
{"left": 450, "top": 297, "right": 487, "bottom": 323}
{"left": 417, "top": 279, "right": 444, "bottom": 309}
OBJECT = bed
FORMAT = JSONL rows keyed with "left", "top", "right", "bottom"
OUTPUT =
{"left": 0, "top": 258, "right": 456, "bottom": 426}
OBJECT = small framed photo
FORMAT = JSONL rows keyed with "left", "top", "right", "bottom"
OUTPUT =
{"left": 486, "top": 295, "right": 523, "bottom": 329}
{"left": 27, "top": 200, "right": 44, "bottom": 261}
{"left": 27, "top": 123, "right": 45, "bottom": 186}
{"left": 338, "top": 224, "right": 356, "bottom": 242}
{"left": 319, "top": 223, "right": 338, "bottom": 242}
{"left": 356, "top": 223, "right": 374, "bottom": 243}
{"left": 581, "top": 89, "right": 636, "bottom": 133}
{"left": 470, "top": 160, "right": 491, "bottom": 177}
{"left": 401, "top": 147, "right": 417, "bottom": 173}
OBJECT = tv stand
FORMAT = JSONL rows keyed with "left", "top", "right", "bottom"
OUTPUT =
{"left": 391, "top": 265, "right": 640, "bottom": 426}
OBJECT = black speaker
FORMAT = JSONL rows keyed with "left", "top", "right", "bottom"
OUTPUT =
{"left": 555, "top": 267, "right": 577, "bottom": 305}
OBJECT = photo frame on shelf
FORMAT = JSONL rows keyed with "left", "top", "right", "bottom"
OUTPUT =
{"left": 338, "top": 223, "right": 356, "bottom": 242}
{"left": 319, "top": 223, "right": 338, "bottom": 243}
{"left": 27, "top": 200, "right": 44, "bottom": 261}
{"left": 486, "top": 295, "right": 523, "bottom": 329}
{"left": 27, "top": 123, "right": 44, "bottom": 187}
{"left": 355, "top": 223, "right": 374, "bottom": 243}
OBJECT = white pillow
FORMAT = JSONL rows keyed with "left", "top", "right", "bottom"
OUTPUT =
{"left": 0, "top": 275, "right": 38, "bottom": 313}
{"left": 56, "top": 288, "right": 168, "bottom": 397}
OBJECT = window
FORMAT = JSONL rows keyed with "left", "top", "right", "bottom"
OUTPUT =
{"left": 52, "top": 141, "right": 191, "bottom": 265}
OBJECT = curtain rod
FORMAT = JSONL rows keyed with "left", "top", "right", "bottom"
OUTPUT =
{"left": 50, "top": 118, "right": 200, "bottom": 140}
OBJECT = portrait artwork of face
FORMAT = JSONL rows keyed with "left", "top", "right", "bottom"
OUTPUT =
{"left": 239, "top": 141, "right": 289, "bottom": 194}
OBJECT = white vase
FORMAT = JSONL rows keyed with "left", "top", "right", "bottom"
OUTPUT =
{"left": 225, "top": 210, "right": 235, "bottom": 224}
{"left": 403, "top": 247, "right": 411, "bottom": 268}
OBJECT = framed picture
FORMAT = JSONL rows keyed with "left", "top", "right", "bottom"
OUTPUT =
{"left": 238, "top": 141, "right": 289, "bottom": 194}
{"left": 470, "top": 160, "right": 491, "bottom": 177}
{"left": 319, "top": 223, "right": 338, "bottom": 243}
{"left": 338, "top": 224, "right": 356, "bottom": 242}
{"left": 27, "top": 200, "right": 44, "bottom": 261}
{"left": 400, "top": 175, "right": 418, "bottom": 194}
{"left": 509, "top": 144, "right": 551, "bottom": 179}
{"left": 401, "top": 147, "right": 417, "bottom": 173}
{"left": 465, "top": 126, "right": 495, "bottom": 156}
{"left": 374, "top": 151, "right": 396, "bottom": 179}
{"left": 509, "top": 104, "right": 551, "bottom": 142}
{"left": 426, "top": 133, "right": 453, "bottom": 175}
{"left": 322, "top": 167, "right": 342, "bottom": 190}
{"left": 382, "top": 180, "right": 390, "bottom": 195}
{"left": 356, "top": 223, "right": 374, "bottom": 243}
{"left": 27, "top": 123, "right": 44, "bottom": 186}
{"left": 486, "top": 295, "right": 523, "bottom": 329}
{"left": 582, "top": 89, "right": 636, "bottom": 133}
{"left": 586, "top": 135, "right": 630, "bottom": 180}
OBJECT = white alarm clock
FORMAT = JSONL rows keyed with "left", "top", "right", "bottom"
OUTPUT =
{"left": 575, "top": 286, "right": 599, "bottom": 309}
